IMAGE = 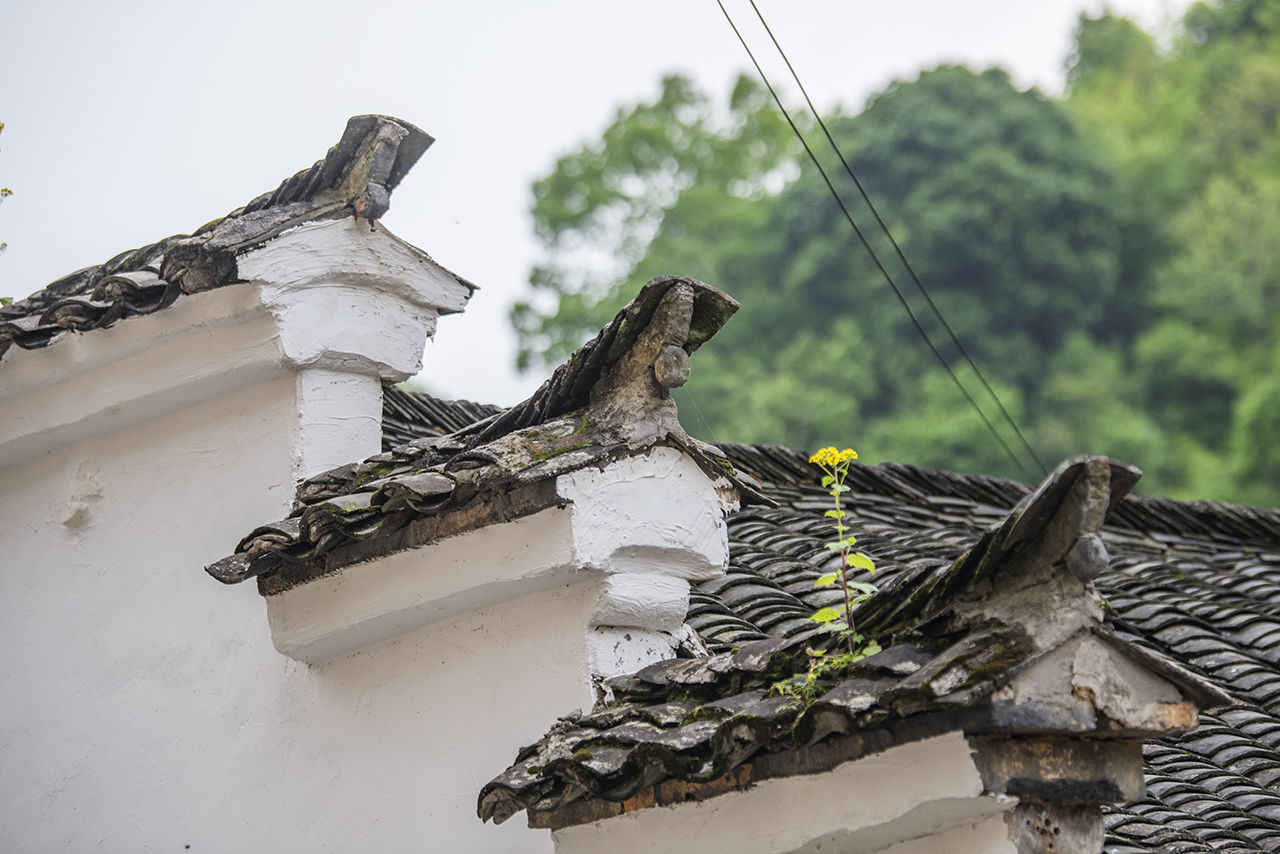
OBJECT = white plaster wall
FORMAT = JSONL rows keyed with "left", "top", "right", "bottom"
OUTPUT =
{"left": 558, "top": 447, "right": 730, "bottom": 579}
{"left": 552, "top": 732, "right": 1007, "bottom": 854}
{"left": 232, "top": 580, "right": 594, "bottom": 853}
{"left": 0, "top": 376, "right": 578, "bottom": 853}
{"left": 265, "top": 505, "right": 581, "bottom": 663}
{"left": 0, "top": 286, "right": 282, "bottom": 468}
{"left": 294, "top": 367, "right": 385, "bottom": 478}
{"left": 873, "top": 815, "right": 1015, "bottom": 854}
{"left": 0, "top": 377, "right": 298, "bottom": 851}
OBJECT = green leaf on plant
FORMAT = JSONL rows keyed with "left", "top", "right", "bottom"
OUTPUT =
{"left": 846, "top": 552, "right": 876, "bottom": 572}
{"left": 821, "top": 475, "right": 834, "bottom": 487}
{"left": 809, "top": 606, "right": 845, "bottom": 623}
{"left": 824, "top": 509, "right": 845, "bottom": 519}
{"left": 847, "top": 580, "right": 878, "bottom": 595}
{"left": 814, "top": 572, "right": 840, "bottom": 588}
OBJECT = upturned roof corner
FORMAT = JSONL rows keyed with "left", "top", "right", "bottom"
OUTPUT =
{"left": 477, "top": 453, "right": 1234, "bottom": 831}
{"left": 463, "top": 276, "right": 740, "bottom": 448}
{"left": 0, "top": 115, "right": 456, "bottom": 361}
{"left": 206, "top": 275, "right": 753, "bottom": 593}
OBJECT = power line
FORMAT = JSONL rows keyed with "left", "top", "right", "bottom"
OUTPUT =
{"left": 715, "top": 0, "right": 1038, "bottom": 481}
{"left": 746, "top": 0, "right": 1048, "bottom": 477}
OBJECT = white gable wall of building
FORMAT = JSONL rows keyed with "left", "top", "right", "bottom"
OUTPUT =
{"left": 0, "top": 381, "right": 593, "bottom": 851}
{"left": 5, "top": 182, "right": 1203, "bottom": 852}
{"left": 0, "top": 221, "right": 586, "bottom": 851}
{"left": 0, "top": 282, "right": 1009, "bottom": 852}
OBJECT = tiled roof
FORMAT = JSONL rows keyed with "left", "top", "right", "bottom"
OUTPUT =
{"left": 0, "top": 115, "right": 461, "bottom": 362}
{"left": 381, "top": 386, "right": 504, "bottom": 451}
{"left": 206, "top": 276, "right": 749, "bottom": 594}
{"left": 700, "top": 447, "right": 1280, "bottom": 852}
{"left": 381, "top": 396, "right": 1280, "bottom": 851}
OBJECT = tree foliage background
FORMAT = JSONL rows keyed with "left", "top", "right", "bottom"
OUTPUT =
{"left": 513, "top": 0, "right": 1280, "bottom": 506}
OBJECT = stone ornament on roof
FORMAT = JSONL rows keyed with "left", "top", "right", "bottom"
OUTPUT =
{"left": 207, "top": 276, "right": 751, "bottom": 593}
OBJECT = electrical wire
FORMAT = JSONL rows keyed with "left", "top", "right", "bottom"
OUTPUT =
{"left": 747, "top": 0, "right": 1048, "bottom": 477}
{"left": 715, "top": 0, "right": 1037, "bottom": 480}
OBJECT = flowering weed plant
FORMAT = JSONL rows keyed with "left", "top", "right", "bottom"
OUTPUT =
{"left": 808, "top": 447, "right": 880, "bottom": 659}
{"left": 771, "top": 447, "right": 881, "bottom": 707}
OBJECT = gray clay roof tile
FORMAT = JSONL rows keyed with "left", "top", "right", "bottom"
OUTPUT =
{"left": 206, "top": 274, "right": 1280, "bottom": 850}
{"left": 372, "top": 395, "right": 1280, "bottom": 851}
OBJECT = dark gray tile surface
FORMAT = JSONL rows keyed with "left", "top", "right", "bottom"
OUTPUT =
{"left": 388, "top": 396, "right": 1280, "bottom": 851}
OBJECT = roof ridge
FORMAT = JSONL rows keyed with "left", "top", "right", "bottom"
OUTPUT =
{"left": 1, "top": 115, "right": 434, "bottom": 361}
{"left": 716, "top": 442, "right": 1280, "bottom": 548}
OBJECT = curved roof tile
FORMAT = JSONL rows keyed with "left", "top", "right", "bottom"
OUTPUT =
{"left": 362, "top": 395, "right": 1278, "bottom": 849}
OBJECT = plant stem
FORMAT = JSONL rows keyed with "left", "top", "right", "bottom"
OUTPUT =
{"left": 831, "top": 469, "right": 857, "bottom": 657}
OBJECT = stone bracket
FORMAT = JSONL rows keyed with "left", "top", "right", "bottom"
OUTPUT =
{"left": 969, "top": 735, "right": 1146, "bottom": 804}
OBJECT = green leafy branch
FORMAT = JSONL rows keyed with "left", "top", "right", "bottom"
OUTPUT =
{"left": 772, "top": 646, "right": 878, "bottom": 708}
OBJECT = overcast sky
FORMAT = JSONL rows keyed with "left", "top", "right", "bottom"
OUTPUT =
{"left": 1, "top": 0, "right": 1190, "bottom": 404}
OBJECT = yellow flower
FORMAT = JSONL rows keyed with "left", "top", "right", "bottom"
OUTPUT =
{"left": 809, "top": 446, "right": 859, "bottom": 468}
{"left": 809, "top": 447, "right": 836, "bottom": 466}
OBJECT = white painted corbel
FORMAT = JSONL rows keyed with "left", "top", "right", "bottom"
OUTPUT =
{"left": 557, "top": 448, "right": 735, "bottom": 677}
{"left": 556, "top": 448, "right": 732, "bottom": 580}
{"left": 239, "top": 217, "right": 473, "bottom": 382}
{"left": 265, "top": 447, "right": 737, "bottom": 674}
{"left": 236, "top": 218, "right": 474, "bottom": 478}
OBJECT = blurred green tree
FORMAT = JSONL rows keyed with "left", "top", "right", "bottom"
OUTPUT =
{"left": 517, "top": 67, "right": 1121, "bottom": 480}
{"left": 516, "top": 0, "right": 1280, "bottom": 505}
